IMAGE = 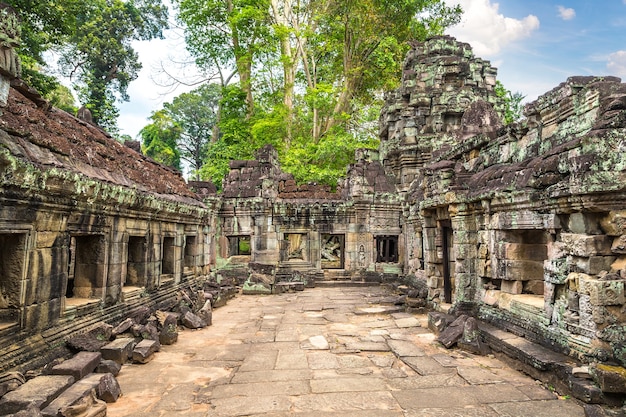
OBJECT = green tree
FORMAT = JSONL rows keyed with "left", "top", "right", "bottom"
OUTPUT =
{"left": 140, "top": 109, "right": 182, "bottom": 171}
{"left": 495, "top": 81, "right": 525, "bottom": 125}
{"left": 176, "top": 0, "right": 272, "bottom": 116}
{"left": 164, "top": 83, "right": 222, "bottom": 179}
{"left": 58, "top": 0, "right": 168, "bottom": 131}
{"left": 7, "top": 0, "right": 168, "bottom": 131}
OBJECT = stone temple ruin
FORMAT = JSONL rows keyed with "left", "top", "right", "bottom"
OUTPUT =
{"left": 1, "top": 26, "right": 626, "bottom": 414}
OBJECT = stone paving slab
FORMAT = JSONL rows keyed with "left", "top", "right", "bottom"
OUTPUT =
{"left": 107, "top": 287, "right": 586, "bottom": 417}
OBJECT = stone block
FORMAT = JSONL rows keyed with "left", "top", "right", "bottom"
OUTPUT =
{"left": 600, "top": 210, "right": 626, "bottom": 236}
{"left": 111, "top": 318, "right": 134, "bottom": 336}
{"left": 95, "top": 359, "right": 121, "bottom": 377}
{"left": 567, "top": 213, "right": 603, "bottom": 235}
{"left": 158, "top": 313, "right": 178, "bottom": 345}
{"left": 90, "top": 372, "right": 121, "bottom": 403}
{"left": 482, "top": 289, "right": 500, "bottom": 306}
{"left": 181, "top": 311, "right": 207, "bottom": 329}
{"left": 569, "top": 256, "right": 616, "bottom": 275}
{"left": 101, "top": 338, "right": 135, "bottom": 365}
{"left": 133, "top": 339, "right": 159, "bottom": 363}
{"left": 578, "top": 295, "right": 596, "bottom": 330}
{"left": 611, "top": 235, "right": 626, "bottom": 253}
{"left": 501, "top": 280, "right": 523, "bottom": 294}
{"left": 490, "top": 211, "right": 559, "bottom": 230}
{"left": 0, "top": 375, "right": 75, "bottom": 414}
{"left": 496, "top": 243, "right": 547, "bottom": 261}
{"left": 588, "top": 279, "right": 625, "bottom": 306}
{"left": 437, "top": 314, "right": 468, "bottom": 348}
{"left": 41, "top": 373, "right": 119, "bottom": 416}
{"left": 51, "top": 352, "right": 102, "bottom": 381}
{"left": 502, "top": 260, "right": 544, "bottom": 281}
{"left": 590, "top": 363, "right": 626, "bottom": 394}
{"left": 197, "top": 300, "right": 213, "bottom": 326}
{"left": 427, "top": 311, "right": 454, "bottom": 335}
{"left": 544, "top": 258, "right": 568, "bottom": 284}
{"left": 561, "top": 233, "right": 612, "bottom": 257}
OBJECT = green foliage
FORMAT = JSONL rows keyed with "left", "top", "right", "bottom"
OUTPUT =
{"left": 7, "top": 0, "right": 168, "bottom": 132}
{"left": 164, "top": 83, "right": 221, "bottom": 178}
{"left": 146, "top": 0, "right": 462, "bottom": 188}
{"left": 495, "top": 81, "right": 525, "bottom": 125}
{"left": 140, "top": 109, "right": 182, "bottom": 171}
{"left": 282, "top": 125, "right": 379, "bottom": 188}
{"left": 60, "top": 0, "right": 169, "bottom": 131}
{"left": 46, "top": 83, "right": 78, "bottom": 114}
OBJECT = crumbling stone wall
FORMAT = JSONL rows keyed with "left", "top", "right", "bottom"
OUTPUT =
{"left": 381, "top": 35, "right": 626, "bottom": 367}
{"left": 215, "top": 146, "right": 404, "bottom": 293}
{"left": 0, "top": 83, "right": 220, "bottom": 373}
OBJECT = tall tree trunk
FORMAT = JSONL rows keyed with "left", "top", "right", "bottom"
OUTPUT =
{"left": 228, "top": 0, "right": 254, "bottom": 117}
{"left": 270, "top": 0, "right": 297, "bottom": 147}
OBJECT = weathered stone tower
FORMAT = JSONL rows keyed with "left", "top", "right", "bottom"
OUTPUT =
{"left": 379, "top": 35, "right": 504, "bottom": 193}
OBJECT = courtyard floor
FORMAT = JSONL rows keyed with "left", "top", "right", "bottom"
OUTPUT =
{"left": 107, "top": 286, "right": 585, "bottom": 417}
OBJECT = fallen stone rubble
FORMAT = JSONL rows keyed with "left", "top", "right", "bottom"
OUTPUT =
{"left": 0, "top": 283, "right": 237, "bottom": 416}
{"left": 430, "top": 311, "right": 626, "bottom": 415}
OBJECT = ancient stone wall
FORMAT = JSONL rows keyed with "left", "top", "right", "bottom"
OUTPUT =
{"left": 383, "top": 36, "right": 626, "bottom": 367}
{"left": 215, "top": 146, "right": 404, "bottom": 293}
{"left": 0, "top": 85, "right": 220, "bottom": 373}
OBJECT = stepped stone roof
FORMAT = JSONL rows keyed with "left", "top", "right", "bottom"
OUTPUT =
{"left": 0, "top": 84, "right": 202, "bottom": 206}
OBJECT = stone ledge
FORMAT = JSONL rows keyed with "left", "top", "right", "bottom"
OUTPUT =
{"left": 479, "top": 321, "right": 624, "bottom": 407}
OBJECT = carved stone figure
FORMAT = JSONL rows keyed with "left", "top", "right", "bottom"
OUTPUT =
{"left": 0, "top": 4, "right": 20, "bottom": 108}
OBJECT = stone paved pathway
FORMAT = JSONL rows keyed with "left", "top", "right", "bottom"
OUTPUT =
{"left": 107, "top": 286, "right": 585, "bottom": 416}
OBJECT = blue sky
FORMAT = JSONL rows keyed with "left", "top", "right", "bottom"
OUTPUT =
{"left": 445, "top": 0, "right": 626, "bottom": 102}
{"left": 117, "top": 0, "right": 626, "bottom": 139}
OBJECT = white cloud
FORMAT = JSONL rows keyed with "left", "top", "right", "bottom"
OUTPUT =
{"left": 117, "top": 32, "right": 202, "bottom": 139}
{"left": 444, "top": 0, "right": 540, "bottom": 56}
{"left": 557, "top": 6, "right": 576, "bottom": 21}
{"left": 607, "top": 50, "right": 626, "bottom": 77}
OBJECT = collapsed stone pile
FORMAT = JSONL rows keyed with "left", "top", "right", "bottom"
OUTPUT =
{"left": 0, "top": 282, "right": 236, "bottom": 416}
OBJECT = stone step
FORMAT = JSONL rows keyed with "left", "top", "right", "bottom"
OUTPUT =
{"left": 479, "top": 322, "right": 574, "bottom": 371}
{"left": 0, "top": 375, "right": 75, "bottom": 414}
{"left": 478, "top": 321, "right": 623, "bottom": 406}
{"left": 314, "top": 280, "right": 381, "bottom": 288}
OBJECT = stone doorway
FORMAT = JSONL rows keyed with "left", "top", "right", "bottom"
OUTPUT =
{"left": 126, "top": 235, "right": 147, "bottom": 288}
{"left": 441, "top": 220, "right": 454, "bottom": 304}
{"left": 0, "top": 232, "right": 26, "bottom": 326}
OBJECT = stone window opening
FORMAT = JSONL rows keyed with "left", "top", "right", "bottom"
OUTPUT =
{"left": 228, "top": 235, "right": 251, "bottom": 256}
{"left": 161, "top": 236, "right": 176, "bottom": 277}
{"left": 125, "top": 235, "right": 147, "bottom": 289}
{"left": 0, "top": 233, "right": 27, "bottom": 327}
{"left": 376, "top": 235, "right": 398, "bottom": 263}
{"left": 66, "top": 235, "right": 106, "bottom": 303}
{"left": 321, "top": 234, "right": 344, "bottom": 269}
{"left": 183, "top": 235, "right": 197, "bottom": 275}
{"left": 495, "top": 230, "right": 548, "bottom": 297}
{"left": 285, "top": 233, "right": 306, "bottom": 260}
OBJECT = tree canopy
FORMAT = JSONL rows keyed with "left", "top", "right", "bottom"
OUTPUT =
{"left": 7, "top": 0, "right": 168, "bottom": 131}
{"left": 165, "top": 0, "right": 462, "bottom": 188}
